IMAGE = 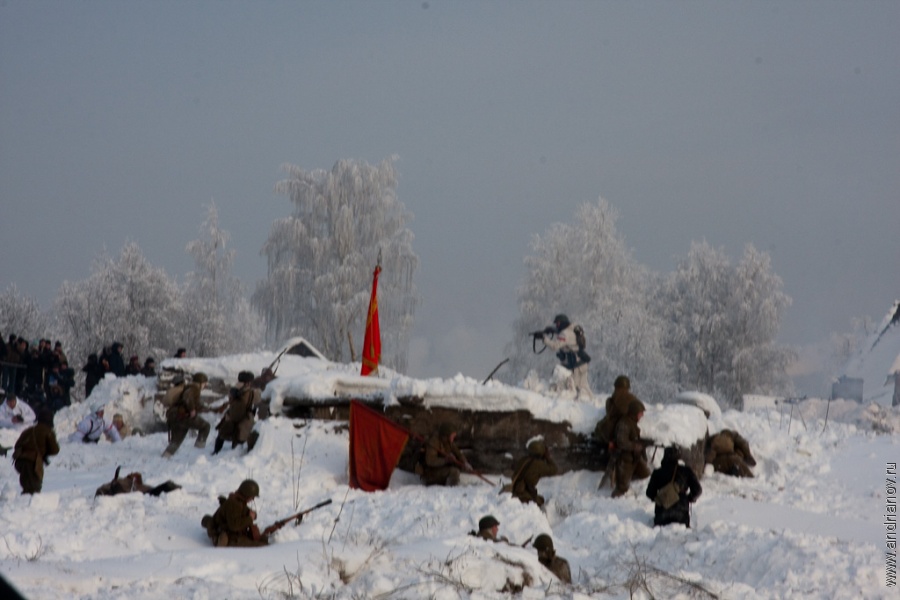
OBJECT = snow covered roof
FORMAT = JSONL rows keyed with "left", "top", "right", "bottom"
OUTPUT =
{"left": 840, "top": 300, "right": 900, "bottom": 405}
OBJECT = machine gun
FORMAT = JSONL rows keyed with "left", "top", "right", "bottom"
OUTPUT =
{"left": 528, "top": 326, "right": 555, "bottom": 353}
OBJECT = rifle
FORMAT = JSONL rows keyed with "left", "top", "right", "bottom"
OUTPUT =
{"left": 267, "top": 346, "right": 291, "bottom": 376}
{"left": 529, "top": 327, "right": 555, "bottom": 354}
{"left": 639, "top": 438, "right": 666, "bottom": 463}
{"left": 414, "top": 432, "right": 497, "bottom": 487}
{"left": 261, "top": 498, "right": 332, "bottom": 536}
{"left": 482, "top": 358, "right": 509, "bottom": 385}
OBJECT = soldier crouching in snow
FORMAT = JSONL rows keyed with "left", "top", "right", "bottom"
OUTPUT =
{"left": 416, "top": 422, "right": 471, "bottom": 486}
{"left": 533, "top": 534, "right": 572, "bottom": 584}
{"left": 509, "top": 439, "right": 558, "bottom": 507}
{"left": 705, "top": 429, "right": 756, "bottom": 478}
{"left": 202, "top": 479, "right": 270, "bottom": 547}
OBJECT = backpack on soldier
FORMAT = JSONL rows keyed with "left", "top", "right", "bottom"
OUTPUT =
{"left": 161, "top": 383, "right": 186, "bottom": 408}
{"left": 574, "top": 325, "right": 586, "bottom": 351}
{"left": 573, "top": 325, "right": 591, "bottom": 365}
{"left": 655, "top": 470, "right": 683, "bottom": 510}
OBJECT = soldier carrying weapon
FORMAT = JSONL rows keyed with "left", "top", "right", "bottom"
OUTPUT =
{"left": 201, "top": 479, "right": 331, "bottom": 547}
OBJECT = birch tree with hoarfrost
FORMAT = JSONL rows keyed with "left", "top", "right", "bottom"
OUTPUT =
{"left": 253, "top": 158, "right": 418, "bottom": 372}
{"left": 183, "top": 203, "right": 263, "bottom": 357}
{"left": 661, "top": 241, "right": 794, "bottom": 407}
{"left": 505, "top": 198, "right": 673, "bottom": 403}
{"left": 54, "top": 242, "right": 182, "bottom": 376}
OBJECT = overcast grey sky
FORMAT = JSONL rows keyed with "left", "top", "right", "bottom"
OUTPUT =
{"left": 1, "top": 1, "right": 897, "bottom": 387}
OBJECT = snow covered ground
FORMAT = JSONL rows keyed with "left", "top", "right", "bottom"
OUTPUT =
{"left": 1, "top": 358, "right": 898, "bottom": 599}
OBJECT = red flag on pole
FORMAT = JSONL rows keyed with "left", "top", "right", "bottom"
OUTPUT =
{"left": 360, "top": 264, "right": 381, "bottom": 376}
{"left": 348, "top": 400, "right": 409, "bottom": 491}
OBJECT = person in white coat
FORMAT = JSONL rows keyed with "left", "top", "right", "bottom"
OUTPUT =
{"left": 0, "top": 392, "right": 36, "bottom": 429}
{"left": 541, "top": 313, "right": 593, "bottom": 400}
{"left": 69, "top": 405, "right": 121, "bottom": 443}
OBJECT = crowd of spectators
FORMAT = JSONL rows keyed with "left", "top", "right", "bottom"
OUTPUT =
{"left": 0, "top": 332, "right": 164, "bottom": 417}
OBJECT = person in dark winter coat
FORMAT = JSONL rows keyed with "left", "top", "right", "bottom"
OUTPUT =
{"left": 12, "top": 409, "right": 60, "bottom": 494}
{"left": 81, "top": 353, "right": 104, "bottom": 398}
{"left": 645, "top": 447, "right": 702, "bottom": 528}
{"left": 510, "top": 439, "right": 559, "bottom": 507}
{"left": 124, "top": 355, "right": 141, "bottom": 376}
{"left": 2, "top": 334, "right": 20, "bottom": 393}
{"left": 141, "top": 357, "right": 157, "bottom": 377}
{"left": 611, "top": 398, "right": 651, "bottom": 498}
{"left": 108, "top": 342, "right": 126, "bottom": 377}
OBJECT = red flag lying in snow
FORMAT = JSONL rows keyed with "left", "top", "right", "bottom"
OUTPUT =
{"left": 360, "top": 265, "right": 381, "bottom": 376}
{"left": 348, "top": 400, "right": 409, "bottom": 491}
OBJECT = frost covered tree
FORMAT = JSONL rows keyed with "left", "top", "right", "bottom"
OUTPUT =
{"left": 0, "top": 284, "right": 50, "bottom": 341}
{"left": 253, "top": 158, "right": 418, "bottom": 371}
{"left": 54, "top": 243, "right": 182, "bottom": 376}
{"left": 505, "top": 198, "right": 673, "bottom": 403}
{"left": 183, "top": 203, "right": 263, "bottom": 357}
{"left": 661, "top": 241, "right": 794, "bottom": 407}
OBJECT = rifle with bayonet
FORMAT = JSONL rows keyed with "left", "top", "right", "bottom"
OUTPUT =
{"left": 261, "top": 498, "right": 332, "bottom": 536}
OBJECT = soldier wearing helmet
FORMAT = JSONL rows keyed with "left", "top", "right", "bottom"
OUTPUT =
{"left": 593, "top": 375, "right": 639, "bottom": 449}
{"left": 470, "top": 514, "right": 509, "bottom": 543}
{"left": 212, "top": 371, "right": 260, "bottom": 455}
{"left": 539, "top": 313, "right": 593, "bottom": 400}
{"left": 162, "top": 372, "right": 211, "bottom": 457}
{"left": 533, "top": 534, "right": 571, "bottom": 583}
{"left": 202, "top": 479, "right": 269, "bottom": 547}
{"left": 509, "top": 438, "right": 558, "bottom": 507}
{"left": 417, "top": 422, "right": 470, "bottom": 487}
{"left": 611, "top": 398, "right": 651, "bottom": 498}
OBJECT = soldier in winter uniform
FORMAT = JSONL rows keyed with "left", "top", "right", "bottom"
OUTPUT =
{"left": 533, "top": 534, "right": 572, "bottom": 584}
{"left": 162, "top": 372, "right": 211, "bottom": 457}
{"left": 645, "top": 447, "right": 702, "bottom": 528}
{"left": 202, "top": 479, "right": 270, "bottom": 547}
{"left": 12, "top": 409, "right": 59, "bottom": 494}
{"left": 69, "top": 404, "right": 121, "bottom": 443}
{"left": 541, "top": 313, "right": 592, "bottom": 399}
{"left": 470, "top": 515, "right": 509, "bottom": 543}
{"left": 705, "top": 429, "right": 756, "bottom": 477}
{"left": 417, "top": 422, "right": 470, "bottom": 487}
{"left": 611, "top": 398, "right": 651, "bottom": 498}
{"left": 0, "top": 392, "right": 36, "bottom": 429}
{"left": 510, "top": 439, "right": 559, "bottom": 507}
{"left": 593, "top": 375, "right": 638, "bottom": 448}
{"left": 213, "top": 371, "right": 260, "bottom": 455}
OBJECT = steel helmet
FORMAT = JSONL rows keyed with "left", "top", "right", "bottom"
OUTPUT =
{"left": 192, "top": 372, "right": 209, "bottom": 384}
{"left": 478, "top": 515, "right": 500, "bottom": 531}
{"left": 527, "top": 439, "right": 547, "bottom": 457}
{"left": 533, "top": 534, "right": 554, "bottom": 552}
{"left": 237, "top": 479, "right": 259, "bottom": 499}
{"left": 553, "top": 314, "right": 570, "bottom": 330}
